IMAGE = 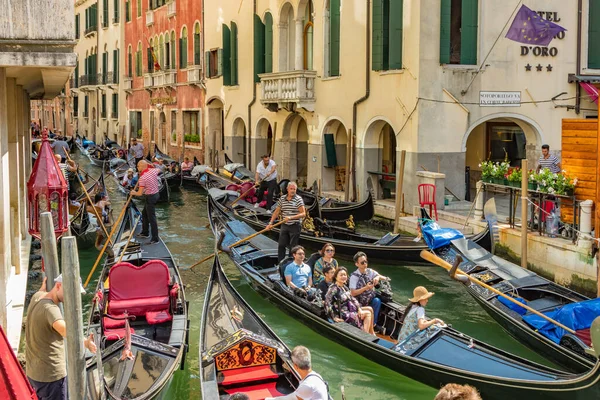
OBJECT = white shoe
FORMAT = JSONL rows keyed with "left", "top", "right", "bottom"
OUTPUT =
{"left": 254, "top": 203, "right": 259, "bottom": 208}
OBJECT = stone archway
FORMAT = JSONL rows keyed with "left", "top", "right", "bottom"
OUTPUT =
{"left": 206, "top": 98, "right": 224, "bottom": 167}
{"left": 278, "top": 114, "right": 308, "bottom": 187}
{"left": 227, "top": 117, "right": 247, "bottom": 164}
{"left": 358, "top": 119, "right": 397, "bottom": 200}
{"left": 321, "top": 118, "right": 347, "bottom": 191}
{"left": 253, "top": 118, "right": 273, "bottom": 169}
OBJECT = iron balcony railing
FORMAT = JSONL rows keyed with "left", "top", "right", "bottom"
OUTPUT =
{"left": 79, "top": 74, "right": 98, "bottom": 86}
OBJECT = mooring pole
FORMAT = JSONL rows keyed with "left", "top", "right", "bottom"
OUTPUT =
{"left": 40, "top": 212, "right": 60, "bottom": 285}
{"left": 521, "top": 159, "right": 528, "bottom": 269}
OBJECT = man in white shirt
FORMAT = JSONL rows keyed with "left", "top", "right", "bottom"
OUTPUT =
{"left": 266, "top": 346, "right": 328, "bottom": 400}
{"left": 254, "top": 154, "right": 278, "bottom": 211}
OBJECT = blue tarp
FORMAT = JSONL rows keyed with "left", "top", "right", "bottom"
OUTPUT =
{"left": 522, "top": 298, "right": 600, "bottom": 344}
{"left": 421, "top": 222, "right": 464, "bottom": 250}
{"left": 498, "top": 295, "right": 528, "bottom": 315}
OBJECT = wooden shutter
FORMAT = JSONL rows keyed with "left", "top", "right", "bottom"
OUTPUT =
{"left": 439, "top": 0, "right": 451, "bottom": 64}
{"left": 75, "top": 14, "right": 80, "bottom": 39}
{"left": 125, "top": 1, "right": 130, "bottom": 22}
{"left": 330, "top": 0, "right": 341, "bottom": 76}
{"left": 148, "top": 47, "right": 153, "bottom": 72}
{"left": 231, "top": 23, "right": 238, "bottom": 85}
{"left": 183, "top": 36, "right": 188, "bottom": 68}
{"left": 103, "top": 52, "right": 108, "bottom": 83}
{"left": 460, "top": 0, "right": 478, "bottom": 65}
{"left": 103, "top": 0, "right": 108, "bottom": 27}
{"left": 222, "top": 24, "right": 231, "bottom": 85}
{"left": 85, "top": 8, "right": 89, "bottom": 31}
{"left": 171, "top": 37, "right": 176, "bottom": 69}
{"left": 372, "top": 0, "right": 384, "bottom": 70}
{"left": 128, "top": 51, "right": 132, "bottom": 77}
{"left": 254, "top": 15, "right": 265, "bottom": 83}
{"left": 388, "top": 0, "right": 403, "bottom": 69}
{"left": 179, "top": 38, "right": 183, "bottom": 68}
{"left": 194, "top": 33, "right": 201, "bottom": 65}
{"left": 205, "top": 51, "right": 211, "bottom": 77}
{"left": 93, "top": 4, "right": 98, "bottom": 28}
{"left": 217, "top": 48, "right": 223, "bottom": 77}
{"left": 114, "top": 0, "right": 119, "bottom": 21}
{"left": 589, "top": 0, "right": 600, "bottom": 69}
{"left": 265, "top": 13, "right": 273, "bottom": 73}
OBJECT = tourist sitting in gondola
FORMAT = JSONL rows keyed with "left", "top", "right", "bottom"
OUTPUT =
{"left": 317, "top": 264, "right": 335, "bottom": 301}
{"left": 181, "top": 157, "right": 194, "bottom": 175}
{"left": 313, "top": 243, "right": 338, "bottom": 285}
{"left": 93, "top": 192, "right": 111, "bottom": 224}
{"left": 349, "top": 252, "right": 388, "bottom": 332}
{"left": 121, "top": 168, "right": 138, "bottom": 188}
{"left": 397, "top": 286, "right": 445, "bottom": 343}
{"left": 284, "top": 245, "right": 316, "bottom": 299}
{"left": 325, "top": 267, "right": 375, "bottom": 335}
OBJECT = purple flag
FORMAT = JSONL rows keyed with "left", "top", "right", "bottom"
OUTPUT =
{"left": 505, "top": 5, "right": 566, "bottom": 46}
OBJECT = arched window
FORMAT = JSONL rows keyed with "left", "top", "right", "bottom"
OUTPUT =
{"left": 264, "top": 13, "right": 273, "bottom": 73}
{"left": 171, "top": 31, "right": 176, "bottom": 69}
{"left": 180, "top": 26, "right": 188, "bottom": 68}
{"left": 136, "top": 42, "right": 142, "bottom": 76}
{"left": 148, "top": 38, "right": 154, "bottom": 72}
{"left": 194, "top": 22, "right": 201, "bottom": 65}
{"left": 303, "top": 1, "right": 314, "bottom": 70}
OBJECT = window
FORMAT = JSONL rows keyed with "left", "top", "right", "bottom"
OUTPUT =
{"left": 171, "top": 110, "right": 177, "bottom": 143}
{"left": 147, "top": 39, "right": 154, "bottom": 73}
{"left": 136, "top": 43, "right": 142, "bottom": 76}
{"left": 171, "top": 31, "right": 176, "bottom": 69}
{"left": 126, "top": 0, "right": 131, "bottom": 22}
{"left": 128, "top": 46, "right": 133, "bottom": 77}
{"left": 113, "top": 49, "right": 119, "bottom": 83}
{"left": 84, "top": 96, "right": 89, "bottom": 117}
{"left": 101, "top": 94, "right": 107, "bottom": 118}
{"left": 165, "top": 38, "right": 170, "bottom": 69}
{"left": 372, "top": 0, "right": 403, "bottom": 71}
{"left": 103, "top": 0, "right": 109, "bottom": 27}
{"left": 112, "top": 93, "right": 118, "bottom": 118}
{"left": 183, "top": 111, "right": 199, "bottom": 138}
{"left": 150, "top": 111, "right": 155, "bottom": 142}
{"left": 205, "top": 49, "right": 221, "bottom": 78}
{"left": 130, "top": 111, "right": 142, "bottom": 138}
{"left": 303, "top": 3, "right": 314, "bottom": 70}
{"left": 230, "top": 22, "right": 238, "bottom": 85}
{"left": 328, "top": 0, "right": 340, "bottom": 76}
{"left": 254, "top": 15, "right": 265, "bottom": 82}
{"left": 589, "top": 0, "right": 600, "bottom": 69}
{"left": 75, "top": 14, "right": 80, "bottom": 39}
{"left": 159, "top": 35, "right": 164, "bottom": 69}
{"left": 180, "top": 27, "right": 188, "bottom": 68}
{"left": 113, "top": 0, "right": 119, "bottom": 22}
{"left": 137, "top": 0, "right": 141, "bottom": 18}
{"left": 73, "top": 96, "right": 79, "bottom": 116}
{"left": 222, "top": 24, "right": 231, "bottom": 85}
{"left": 440, "top": 0, "right": 478, "bottom": 65}
{"left": 102, "top": 51, "right": 108, "bottom": 83}
{"left": 194, "top": 23, "right": 201, "bottom": 65}
{"left": 74, "top": 65, "right": 79, "bottom": 87}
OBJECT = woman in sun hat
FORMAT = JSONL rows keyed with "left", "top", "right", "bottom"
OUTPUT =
{"left": 397, "top": 286, "right": 444, "bottom": 342}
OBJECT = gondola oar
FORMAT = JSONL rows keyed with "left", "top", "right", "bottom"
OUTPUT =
{"left": 187, "top": 219, "right": 286, "bottom": 269}
{"left": 420, "top": 250, "right": 577, "bottom": 334}
{"left": 84, "top": 183, "right": 139, "bottom": 288}
{"left": 205, "top": 169, "right": 236, "bottom": 185}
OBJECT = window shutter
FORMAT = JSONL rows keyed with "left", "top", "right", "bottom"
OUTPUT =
{"left": 217, "top": 48, "right": 223, "bottom": 77}
{"left": 75, "top": 14, "right": 80, "bottom": 39}
{"left": 205, "top": 51, "right": 211, "bottom": 77}
{"left": 148, "top": 47, "right": 153, "bottom": 72}
{"left": 183, "top": 36, "right": 188, "bottom": 68}
{"left": 128, "top": 51, "right": 132, "bottom": 77}
{"left": 439, "top": 0, "right": 451, "bottom": 64}
{"left": 329, "top": 0, "right": 341, "bottom": 76}
{"left": 178, "top": 38, "right": 183, "bottom": 68}
{"left": 103, "top": 52, "right": 108, "bottom": 82}
{"left": 589, "top": 0, "right": 600, "bottom": 68}
{"left": 171, "top": 37, "right": 176, "bottom": 69}
{"left": 254, "top": 15, "right": 265, "bottom": 83}
{"left": 194, "top": 33, "right": 201, "bottom": 65}
{"left": 85, "top": 9, "right": 89, "bottom": 30}
{"left": 103, "top": 0, "right": 108, "bottom": 27}
{"left": 114, "top": 0, "right": 119, "bottom": 21}
{"left": 460, "top": 0, "right": 478, "bottom": 65}
{"left": 264, "top": 13, "right": 273, "bottom": 73}
{"left": 222, "top": 24, "right": 231, "bottom": 85}
{"left": 388, "top": 0, "right": 403, "bottom": 70}
{"left": 372, "top": 0, "right": 384, "bottom": 71}
{"left": 231, "top": 23, "right": 238, "bottom": 85}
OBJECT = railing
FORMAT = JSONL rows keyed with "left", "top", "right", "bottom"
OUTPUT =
{"left": 123, "top": 77, "right": 133, "bottom": 90}
{"left": 187, "top": 65, "right": 201, "bottom": 84}
{"left": 69, "top": 77, "right": 78, "bottom": 89}
{"left": 79, "top": 74, "right": 98, "bottom": 86}
{"left": 97, "top": 73, "right": 105, "bottom": 85}
{"left": 111, "top": 111, "right": 118, "bottom": 119}
{"left": 164, "top": 70, "right": 177, "bottom": 85}
{"left": 259, "top": 70, "right": 317, "bottom": 112}
{"left": 153, "top": 71, "right": 165, "bottom": 87}
{"left": 167, "top": 0, "right": 176, "bottom": 16}
{"left": 84, "top": 24, "right": 97, "bottom": 36}
{"left": 143, "top": 74, "right": 153, "bottom": 88}
{"left": 146, "top": 10, "right": 154, "bottom": 26}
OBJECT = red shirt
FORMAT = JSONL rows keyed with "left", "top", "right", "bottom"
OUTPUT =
{"left": 138, "top": 167, "right": 160, "bottom": 195}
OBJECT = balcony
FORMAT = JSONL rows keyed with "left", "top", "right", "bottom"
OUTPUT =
{"left": 84, "top": 24, "right": 97, "bottom": 36}
{"left": 79, "top": 74, "right": 98, "bottom": 89}
{"left": 259, "top": 70, "right": 317, "bottom": 112}
{"left": 143, "top": 74, "right": 153, "bottom": 90}
{"left": 111, "top": 111, "right": 118, "bottom": 119}
{"left": 124, "top": 77, "right": 133, "bottom": 92}
{"left": 153, "top": 71, "right": 165, "bottom": 87}
{"left": 164, "top": 70, "right": 177, "bottom": 87}
{"left": 167, "top": 0, "right": 176, "bottom": 17}
{"left": 69, "top": 77, "right": 79, "bottom": 89}
{"left": 187, "top": 65, "right": 202, "bottom": 86}
{"left": 105, "top": 72, "right": 119, "bottom": 88}
{"left": 146, "top": 10, "right": 154, "bottom": 26}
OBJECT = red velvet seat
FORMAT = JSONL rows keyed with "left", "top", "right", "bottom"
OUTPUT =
{"left": 224, "top": 382, "right": 283, "bottom": 400}
{"left": 575, "top": 329, "right": 592, "bottom": 346}
{"left": 220, "top": 365, "right": 279, "bottom": 386}
{"left": 104, "top": 327, "right": 135, "bottom": 341}
{"left": 146, "top": 310, "right": 172, "bottom": 325}
{"left": 103, "top": 314, "right": 128, "bottom": 329}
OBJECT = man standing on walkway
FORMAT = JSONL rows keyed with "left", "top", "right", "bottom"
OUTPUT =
{"left": 51, "top": 136, "right": 70, "bottom": 163}
{"left": 254, "top": 154, "right": 278, "bottom": 211}
{"left": 130, "top": 137, "right": 145, "bottom": 169}
{"left": 26, "top": 276, "right": 96, "bottom": 400}
{"left": 267, "top": 181, "right": 306, "bottom": 262}
{"left": 536, "top": 144, "right": 561, "bottom": 173}
{"left": 131, "top": 160, "right": 161, "bottom": 244}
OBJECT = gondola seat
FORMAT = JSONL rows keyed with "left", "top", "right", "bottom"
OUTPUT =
{"left": 220, "top": 365, "right": 279, "bottom": 385}
{"left": 146, "top": 310, "right": 173, "bottom": 325}
{"left": 224, "top": 382, "right": 284, "bottom": 400}
{"left": 575, "top": 329, "right": 592, "bottom": 346}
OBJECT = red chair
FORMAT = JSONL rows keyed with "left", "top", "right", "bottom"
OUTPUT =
{"left": 418, "top": 184, "right": 438, "bottom": 221}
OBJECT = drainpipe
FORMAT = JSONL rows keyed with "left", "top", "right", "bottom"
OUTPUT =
{"left": 247, "top": 0, "right": 258, "bottom": 169}
{"left": 576, "top": 0, "right": 582, "bottom": 114}
{"left": 351, "top": 0, "right": 371, "bottom": 201}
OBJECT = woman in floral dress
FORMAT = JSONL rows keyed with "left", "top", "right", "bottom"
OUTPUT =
{"left": 325, "top": 267, "right": 375, "bottom": 335}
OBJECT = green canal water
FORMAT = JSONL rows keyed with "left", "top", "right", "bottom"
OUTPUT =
{"left": 73, "top": 154, "right": 555, "bottom": 400}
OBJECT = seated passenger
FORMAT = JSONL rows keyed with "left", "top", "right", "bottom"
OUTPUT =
{"left": 349, "top": 252, "right": 388, "bottom": 332}
{"left": 93, "top": 192, "right": 111, "bottom": 224}
{"left": 122, "top": 168, "right": 138, "bottom": 188}
{"left": 397, "top": 286, "right": 444, "bottom": 343}
{"left": 325, "top": 267, "right": 374, "bottom": 335}
{"left": 317, "top": 264, "right": 336, "bottom": 301}
{"left": 181, "top": 157, "right": 194, "bottom": 175}
{"left": 284, "top": 245, "right": 313, "bottom": 295}
{"left": 69, "top": 192, "right": 81, "bottom": 208}
{"left": 313, "top": 243, "right": 338, "bottom": 285}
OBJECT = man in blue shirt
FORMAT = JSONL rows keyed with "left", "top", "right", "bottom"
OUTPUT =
{"left": 284, "top": 245, "right": 313, "bottom": 292}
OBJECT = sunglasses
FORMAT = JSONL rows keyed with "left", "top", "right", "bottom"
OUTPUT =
{"left": 359, "top": 260, "right": 368, "bottom": 265}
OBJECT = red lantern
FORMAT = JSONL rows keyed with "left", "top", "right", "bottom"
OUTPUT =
{"left": 27, "top": 130, "right": 69, "bottom": 239}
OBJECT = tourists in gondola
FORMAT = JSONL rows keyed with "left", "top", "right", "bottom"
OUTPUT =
{"left": 131, "top": 160, "right": 161, "bottom": 244}
{"left": 122, "top": 168, "right": 138, "bottom": 189}
{"left": 325, "top": 267, "right": 375, "bottom": 335}
{"left": 266, "top": 346, "right": 329, "bottom": 400}
{"left": 254, "top": 154, "right": 278, "bottom": 211}
{"left": 284, "top": 246, "right": 315, "bottom": 298}
{"left": 93, "top": 192, "right": 111, "bottom": 224}
{"left": 397, "top": 286, "right": 444, "bottom": 343}
{"left": 435, "top": 383, "right": 482, "bottom": 400}
{"left": 313, "top": 243, "right": 338, "bottom": 285}
{"left": 267, "top": 181, "right": 306, "bottom": 262}
{"left": 349, "top": 252, "right": 388, "bottom": 332}
{"left": 317, "top": 264, "right": 335, "bottom": 301}
{"left": 181, "top": 157, "right": 194, "bottom": 175}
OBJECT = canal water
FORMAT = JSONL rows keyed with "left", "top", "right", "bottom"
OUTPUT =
{"left": 74, "top": 153, "right": 555, "bottom": 400}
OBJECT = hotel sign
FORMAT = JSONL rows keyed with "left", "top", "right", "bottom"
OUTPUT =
{"left": 150, "top": 97, "right": 177, "bottom": 105}
{"left": 479, "top": 91, "right": 521, "bottom": 107}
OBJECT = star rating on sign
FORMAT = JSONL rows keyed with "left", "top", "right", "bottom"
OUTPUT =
{"left": 524, "top": 63, "right": 553, "bottom": 72}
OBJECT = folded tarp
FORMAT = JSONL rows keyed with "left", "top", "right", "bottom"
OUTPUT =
{"left": 421, "top": 222, "right": 464, "bottom": 250}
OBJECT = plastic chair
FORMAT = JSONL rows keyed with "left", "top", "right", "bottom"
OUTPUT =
{"left": 418, "top": 184, "right": 438, "bottom": 221}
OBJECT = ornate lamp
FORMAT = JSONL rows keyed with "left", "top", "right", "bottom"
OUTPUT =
{"left": 27, "top": 130, "right": 69, "bottom": 239}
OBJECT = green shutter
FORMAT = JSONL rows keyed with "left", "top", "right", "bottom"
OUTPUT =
{"left": 113, "top": 49, "right": 118, "bottom": 80}
{"left": 324, "top": 134, "right": 338, "bottom": 167}
{"left": 194, "top": 33, "right": 201, "bottom": 65}
{"left": 125, "top": 1, "right": 130, "bottom": 21}
{"left": 589, "top": 0, "right": 600, "bottom": 68}
{"left": 75, "top": 14, "right": 80, "bottom": 39}
{"left": 460, "top": 0, "right": 478, "bottom": 65}
{"left": 205, "top": 51, "right": 211, "bottom": 77}
{"left": 114, "top": 0, "right": 119, "bottom": 21}
{"left": 264, "top": 13, "right": 273, "bottom": 73}
{"left": 171, "top": 37, "right": 176, "bottom": 68}
{"left": 103, "top": 0, "right": 108, "bottom": 27}
{"left": 439, "top": 0, "right": 451, "bottom": 64}
{"left": 128, "top": 51, "right": 132, "bottom": 77}
{"left": 217, "top": 48, "right": 223, "bottom": 77}
{"left": 372, "top": 0, "right": 384, "bottom": 70}
{"left": 93, "top": 4, "right": 98, "bottom": 28}
{"left": 388, "top": 0, "right": 403, "bottom": 69}
{"left": 230, "top": 22, "right": 238, "bottom": 85}
{"left": 102, "top": 94, "right": 106, "bottom": 115}
{"left": 183, "top": 36, "right": 188, "bottom": 68}
{"left": 103, "top": 52, "right": 108, "bottom": 83}
{"left": 148, "top": 47, "right": 153, "bottom": 72}
{"left": 329, "top": 0, "right": 341, "bottom": 76}
{"left": 222, "top": 24, "right": 231, "bottom": 85}
{"left": 254, "top": 15, "right": 265, "bottom": 83}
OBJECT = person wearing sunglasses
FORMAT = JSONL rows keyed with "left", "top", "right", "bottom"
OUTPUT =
{"left": 284, "top": 246, "right": 314, "bottom": 297}
{"left": 313, "top": 243, "right": 338, "bottom": 285}
{"left": 349, "top": 251, "right": 388, "bottom": 334}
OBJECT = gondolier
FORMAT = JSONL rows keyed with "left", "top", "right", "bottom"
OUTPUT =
{"left": 131, "top": 160, "right": 161, "bottom": 244}
{"left": 267, "top": 181, "right": 306, "bottom": 262}
{"left": 254, "top": 154, "right": 278, "bottom": 211}
{"left": 130, "top": 137, "right": 145, "bottom": 169}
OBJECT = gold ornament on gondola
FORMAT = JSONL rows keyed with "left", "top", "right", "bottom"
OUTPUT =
{"left": 346, "top": 215, "right": 355, "bottom": 230}
{"left": 303, "top": 215, "right": 316, "bottom": 231}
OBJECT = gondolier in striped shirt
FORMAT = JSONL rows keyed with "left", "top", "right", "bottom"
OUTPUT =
{"left": 267, "top": 181, "right": 306, "bottom": 262}
{"left": 131, "top": 160, "right": 161, "bottom": 244}
{"left": 536, "top": 144, "right": 561, "bottom": 173}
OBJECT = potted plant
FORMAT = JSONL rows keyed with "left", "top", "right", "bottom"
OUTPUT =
{"left": 479, "top": 160, "right": 494, "bottom": 183}
{"left": 555, "top": 172, "right": 577, "bottom": 196}
{"left": 493, "top": 161, "right": 510, "bottom": 185}
{"left": 535, "top": 168, "right": 558, "bottom": 194}
{"left": 527, "top": 170, "right": 537, "bottom": 191}
{"left": 171, "top": 131, "right": 177, "bottom": 143}
{"left": 506, "top": 167, "right": 522, "bottom": 188}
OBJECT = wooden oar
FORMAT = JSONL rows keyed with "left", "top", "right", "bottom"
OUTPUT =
{"left": 420, "top": 250, "right": 576, "bottom": 334}
{"left": 83, "top": 183, "right": 139, "bottom": 288}
{"left": 116, "top": 214, "right": 142, "bottom": 264}
{"left": 188, "top": 219, "right": 286, "bottom": 269}
{"left": 205, "top": 169, "right": 236, "bottom": 185}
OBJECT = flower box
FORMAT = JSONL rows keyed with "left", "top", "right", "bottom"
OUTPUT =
{"left": 528, "top": 182, "right": 537, "bottom": 191}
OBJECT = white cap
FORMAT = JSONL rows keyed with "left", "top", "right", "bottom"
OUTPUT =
{"left": 54, "top": 274, "right": 86, "bottom": 294}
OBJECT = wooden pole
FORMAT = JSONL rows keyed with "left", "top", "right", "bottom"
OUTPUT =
{"left": 270, "top": 122, "right": 277, "bottom": 158}
{"left": 420, "top": 250, "right": 576, "bottom": 334}
{"left": 212, "top": 130, "right": 217, "bottom": 170}
{"left": 394, "top": 150, "right": 406, "bottom": 234}
{"left": 61, "top": 236, "right": 86, "bottom": 400}
{"left": 344, "top": 130, "right": 352, "bottom": 202}
{"left": 205, "top": 169, "right": 236, "bottom": 185}
{"left": 521, "top": 159, "right": 528, "bottom": 269}
{"left": 40, "top": 212, "right": 60, "bottom": 286}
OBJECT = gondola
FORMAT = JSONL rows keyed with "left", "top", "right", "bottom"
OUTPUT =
{"left": 419, "top": 213, "right": 598, "bottom": 373}
{"left": 87, "top": 141, "right": 124, "bottom": 168}
{"left": 200, "top": 255, "right": 303, "bottom": 399}
{"left": 209, "top": 188, "right": 491, "bottom": 264}
{"left": 75, "top": 134, "right": 94, "bottom": 154}
{"left": 111, "top": 165, "right": 171, "bottom": 203}
{"left": 69, "top": 200, "right": 98, "bottom": 250}
{"left": 84, "top": 201, "right": 189, "bottom": 399}
{"left": 207, "top": 194, "right": 600, "bottom": 399}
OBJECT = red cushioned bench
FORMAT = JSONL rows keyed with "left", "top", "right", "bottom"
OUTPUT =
{"left": 220, "top": 365, "right": 279, "bottom": 386}
{"left": 224, "top": 382, "right": 284, "bottom": 400}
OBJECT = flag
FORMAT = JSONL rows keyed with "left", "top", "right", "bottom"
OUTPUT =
{"left": 505, "top": 5, "right": 566, "bottom": 46}
{"left": 145, "top": 38, "right": 161, "bottom": 71}
{"left": 580, "top": 82, "right": 599, "bottom": 105}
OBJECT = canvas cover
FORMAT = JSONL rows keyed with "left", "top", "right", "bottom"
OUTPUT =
{"left": 421, "top": 222, "right": 464, "bottom": 249}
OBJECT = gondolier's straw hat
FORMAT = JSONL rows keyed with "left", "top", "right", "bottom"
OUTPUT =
{"left": 409, "top": 286, "right": 434, "bottom": 303}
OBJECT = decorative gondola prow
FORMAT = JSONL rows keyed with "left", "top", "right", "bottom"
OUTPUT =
{"left": 345, "top": 215, "right": 355, "bottom": 230}
{"left": 303, "top": 215, "right": 316, "bottom": 232}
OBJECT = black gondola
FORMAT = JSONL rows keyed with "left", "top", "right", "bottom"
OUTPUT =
{"left": 111, "top": 167, "right": 171, "bottom": 203}
{"left": 209, "top": 188, "right": 491, "bottom": 264}
{"left": 207, "top": 194, "right": 600, "bottom": 399}
{"left": 69, "top": 200, "right": 97, "bottom": 250}
{"left": 420, "top": 215, "right": 598, "bottom": 373}
{"left": 87, "top": 141, "right": 124, "bottom": 168}
{"left": 200, "top": 255, "right": 302, "bottom": 399}
{"left": 84, "top": 202, "right": 189, "bottom": 399}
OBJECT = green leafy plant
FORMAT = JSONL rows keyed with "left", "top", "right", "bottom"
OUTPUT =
{"left": 506, "top": 167, "right": 522, "bottom": 182}
{"left": 184, "top": 133, "right": 200, "bottom": 143}
{"left": 534, "top": 168, "right": 578, "bottom": 195}
{"left": 171, "top": 131, "right": 177, "bottom": 142}
{"left": 479, "top": 160, "right": 495, "bottom": 179}
{"left": 137, "top": 129, "right": 142, "bottom": 138}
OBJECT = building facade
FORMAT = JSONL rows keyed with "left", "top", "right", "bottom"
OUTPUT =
{"left": 203, "top": 0, "right": 599, "bottom": 209}
{"left": 30, "top": 80, "right": 76, "bottom": 138}
{"left": 124, "top": 0, "right": 205, "bottom": 161}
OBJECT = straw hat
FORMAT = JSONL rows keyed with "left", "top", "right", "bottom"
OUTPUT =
{"left": 409, "top": 286, "right": 434, "bottom": 302}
